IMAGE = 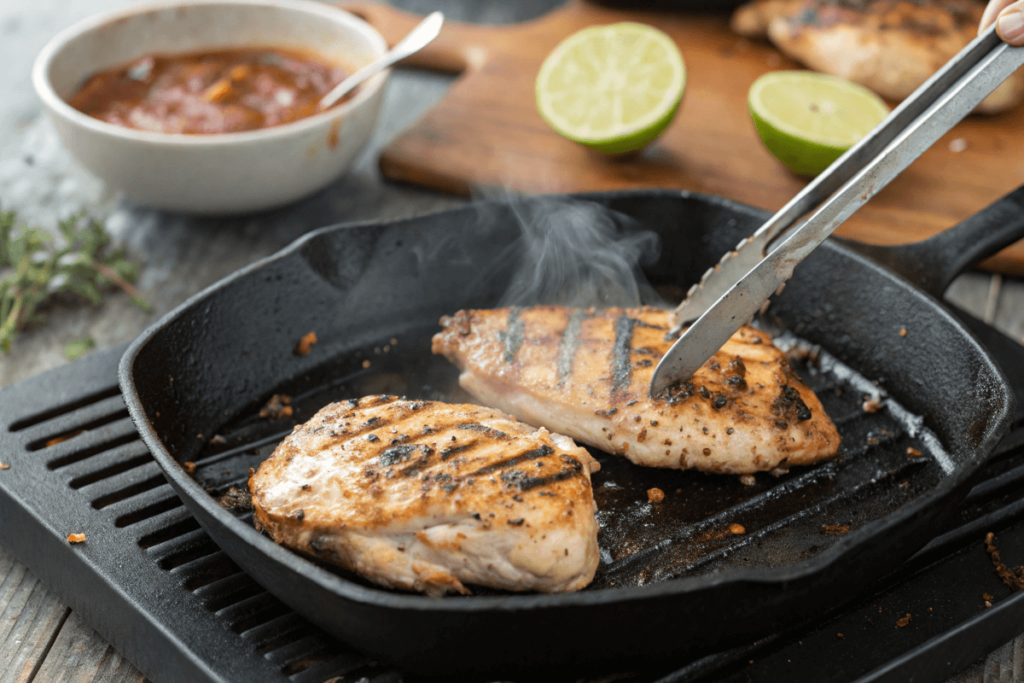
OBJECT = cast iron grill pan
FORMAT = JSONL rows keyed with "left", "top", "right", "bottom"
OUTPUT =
{"left": 5, "top": 334, "right": 1024, "bottom": 683}
{"left": 119, "top": 189, "right": 1023, "bottom": 678}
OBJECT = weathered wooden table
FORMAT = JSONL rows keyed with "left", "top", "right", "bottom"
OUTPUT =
{"left": 2, "top": 0, "right": 1024, "bottom": 680}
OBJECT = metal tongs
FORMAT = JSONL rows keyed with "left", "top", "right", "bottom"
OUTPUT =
{"left": 649, "top": 23, "right": 1024, "bottom": 397}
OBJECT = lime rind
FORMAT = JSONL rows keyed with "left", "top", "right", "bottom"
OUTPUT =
{"left": 750, "top": 109, "right": 848, "bottom": 177}
{"left": 585, "top": 99, "right": 683, "bottom": 155}
{"left": 535, "top": 22, "right": 686, "bottom": 154}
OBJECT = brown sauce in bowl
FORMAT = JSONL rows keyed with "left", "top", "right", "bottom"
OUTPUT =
{"left": 68, "top": 48, "right": 350, "bottom": 134}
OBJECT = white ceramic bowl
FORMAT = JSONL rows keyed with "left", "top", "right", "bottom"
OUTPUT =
{"left": 33, "top": 0, "right": 389, "bottom": 214}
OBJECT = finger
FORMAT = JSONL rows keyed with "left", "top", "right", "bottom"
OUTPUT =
{"left": 980, "top": 0, "right": 1016, "bottom": 33}
{"left": 996, "top": 0, "right": 1024, "bottom": 45}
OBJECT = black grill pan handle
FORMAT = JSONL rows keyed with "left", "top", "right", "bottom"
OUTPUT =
{"left": 845, "top": 185, "right": 1024, "bottom": 297}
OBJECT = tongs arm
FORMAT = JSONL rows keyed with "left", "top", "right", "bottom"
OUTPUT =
{"left": 650, "top": 24, "right": 1024, "bottom": 396}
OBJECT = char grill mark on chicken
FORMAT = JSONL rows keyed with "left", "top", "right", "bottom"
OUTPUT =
{"left": 611, "top": 314, "right": 638, "bottom": 394}
{"left": 557, "top": 308, "right": 590, "bottom": 384}
{"left": 432, "top": 306, "right": 840, "bottom": 475}
{"left": 250, "top": 397, "right": 601, "bottom": 596}
{"left": 501, "top": 306, "right": 525, "bottom": 363}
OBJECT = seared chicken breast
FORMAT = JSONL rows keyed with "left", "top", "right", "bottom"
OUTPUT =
{"left": 732, "top": 0, "right": 1022, "bottom": 114}
{"left": 731, "top": 0, "right": 806, "bottom": 37}
{"left": 250, "top": 396, "right": 601, "bottom": 596}
{"left": 432, "top": 306, "right": 840, "bottom": 475}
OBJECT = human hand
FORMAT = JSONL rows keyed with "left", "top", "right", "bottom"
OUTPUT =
{"left": 980, "top": 0, "right": 1024, "bottom": 45}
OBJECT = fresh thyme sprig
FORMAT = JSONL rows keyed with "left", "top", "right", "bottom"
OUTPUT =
{"left": 0, "top": 209, "right": 148, "bottom": 354}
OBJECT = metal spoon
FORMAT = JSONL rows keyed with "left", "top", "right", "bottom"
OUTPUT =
{"left": 319, "top": 11, "right": 444, "bottom": 110}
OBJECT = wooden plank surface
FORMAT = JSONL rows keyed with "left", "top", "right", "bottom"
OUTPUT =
{"left": 0, "top": 547, "right": 144, "bottom": 683}
{"left": 996, "top": 278, "right": 1024, "bottom": 340}
{"left": 0, "top": 548, "right": 69, "bottom": 683}
{"left": 30, "top": 613, "right": 143, "bottom": 683}
{"left": 341, "top": 0, "right": 1024, "bottom": 275}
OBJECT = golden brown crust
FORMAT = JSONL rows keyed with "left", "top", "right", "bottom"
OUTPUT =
{"left": 250, "top": 397, "right": 601, "bottom": 595}
{"left": 432, "top": 306, "right": 841, "bottom": 475}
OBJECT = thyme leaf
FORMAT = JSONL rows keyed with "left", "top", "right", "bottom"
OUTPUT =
{"left": 0, "top": 209, "right": 147, "bottom": 354}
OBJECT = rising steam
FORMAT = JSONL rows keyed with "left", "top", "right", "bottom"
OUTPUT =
{"left": 490, "top": 194, "right": 664, "bottom": 309}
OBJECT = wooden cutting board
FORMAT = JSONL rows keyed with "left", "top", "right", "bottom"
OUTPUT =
{"left": 338, "top": 0, "right": 1024, "bottom": 274}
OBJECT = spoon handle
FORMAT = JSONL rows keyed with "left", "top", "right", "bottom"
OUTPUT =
{"left": 320, "top": 11, "right": 444, "bottom": 110}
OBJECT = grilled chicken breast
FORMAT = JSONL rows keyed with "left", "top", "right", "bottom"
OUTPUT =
{"left": 250, "top": 396, "right": 601, "bottom": 596}
{"left": 432, "top": 306, "right": 840, "bottom": 475}
{"left": 731, "top": 0, "right": 806, "bottom": 37}
{"left": 732, "top": 0, "right": 1023, "bottom": 114}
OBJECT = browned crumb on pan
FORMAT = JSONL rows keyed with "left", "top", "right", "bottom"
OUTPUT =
{"left": 739, "top": 474, "right": 756, "bottom": 487}
{"left": 862, "top": 398, "right": 882, "bottom": 414}
{"left": 259, "top": 394, "right": 293, "bottom": 419}
{"left": 899, "top": 328, "right": 907, "bottom": 337}
{"left": 895, "top": 613, "right": 912, "bottom": 628}
{"left": 294, "top": 331, "right": 317, "bottom": 356}
{"left": 729, "top": 523, "right": 746, "bottom": 535}
{"left": 182, "top": 461, "right": 197, "bottom": 475}
{"left": 67, "top": 533, "right": 86, "bottom": 544}
{"left": 218, "top": 486, "right": 253, "bottom": 511}
{"left": 647, "top": 487, "right": 665, "bottom": 503}
{"left": 784, "top": 343, "right": 821, "bottom": 367}
{"left": 46, "top": 430, "right": 84, "bottom": 447}
{"left": 907, "top": 447, "right": 923, "bottom": 457}
{"left": 820, "top": 524, "right": 851, "bottom": 536}
{"left": 361, "top": 359, "right": 371, "bottom": 369}
{"left": 985, "top": 532, "right": 1024, "bottom": 591}
{"left": 984, "top": 592, "right": 994, "bottom": 600}
{"left": 209, "top": 434, "right": 228, "bottom": 446}
{"left": 0, "top": 462, "right": 8, "bottom": 470}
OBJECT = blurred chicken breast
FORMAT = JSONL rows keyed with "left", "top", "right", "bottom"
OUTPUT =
{"left": 732, "top": 0, "right": 1023, "bottom": 114}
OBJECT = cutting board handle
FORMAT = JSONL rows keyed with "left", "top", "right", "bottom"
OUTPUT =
{"left": 848, "top": 185, "right": 1024, "bottom": 297}
{"left": 335, "top": 0, "right": 492, "bottom": 73}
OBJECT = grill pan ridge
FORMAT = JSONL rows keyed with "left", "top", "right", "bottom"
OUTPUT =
{"left": 118, "top": 188, "right": 1021, "bottom": 678}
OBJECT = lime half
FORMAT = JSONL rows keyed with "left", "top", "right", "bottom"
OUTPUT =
{"left": 536, "top": 22, "right": 686, "bottom": 155}
{"left": 749, "top": 71, "right": 890, "bottom": 177}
